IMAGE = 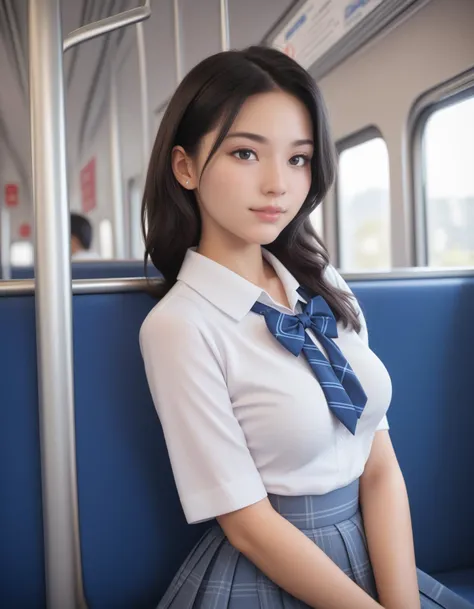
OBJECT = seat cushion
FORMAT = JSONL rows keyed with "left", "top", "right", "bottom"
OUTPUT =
{"left": 432, "top": 569, "right": 474, "bottom": 604}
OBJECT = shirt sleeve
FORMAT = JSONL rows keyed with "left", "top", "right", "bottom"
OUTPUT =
{"left": 325, "top": 265, "right": 390, "bottom": 432}
{"left": 139, "top": 307, "right": 267, "bottom": 524}
{"left": 375, "top": 415, "right": 390, "bottom": 431}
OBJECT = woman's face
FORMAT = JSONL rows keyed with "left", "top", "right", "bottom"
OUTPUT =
{"left": 174, "top": 90, "right": 314, "bottom": 249}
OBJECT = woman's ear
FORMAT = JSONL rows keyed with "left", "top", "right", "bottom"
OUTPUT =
{"left": 171, "top": 146, "right": 197, "bottom": 190}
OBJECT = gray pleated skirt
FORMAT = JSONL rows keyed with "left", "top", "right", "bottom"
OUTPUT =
{"left": 157, "top": 480, "right": 473, "bottom": 608}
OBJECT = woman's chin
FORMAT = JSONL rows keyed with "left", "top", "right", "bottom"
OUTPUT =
{"left": 245, "top": 225, "right": 283, "bottom": 246}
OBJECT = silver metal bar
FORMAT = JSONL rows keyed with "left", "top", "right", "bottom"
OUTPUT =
{"left": 136, "top": 21, "right": 150, "bottom": 173}
{"left": 71, "top": 277, "right": 156, "bottom": 293}
{"left": 2, "top": 266, "right": 474, "bottom": 298}
{"left": 0, "top": 277, "right": 158, "bottom": 296}
{"left": 173, "top": 0, "right": 184, "bottom": 84}
{"left": 0, "top": 205, "right": 11, "bottom": 281}
{"left": 28, "top": 1, "right": 86, "bottom": 608}
{"left": 220, "top": 0, "right": 230, "bottom": 51}
{"left": 109, "top": 61, "right": 125, "bottom": 259}
{"left": 0, "top": 279, "right": 36, "bottom": 296}
{"left": 63, "top": 0, "right": 151, "bottom": 52}
{"left": 342, "top": 267, "right": 474, "bottom": 281}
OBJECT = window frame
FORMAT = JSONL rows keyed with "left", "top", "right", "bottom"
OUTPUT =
{"left": 127, "top": 176, "right": 144, "bottom": 260}
{"left": 334, "top": 125, "right": 389, "bottom": 270}
{"left": 409, "top": 68, "right": 474, "bottom": 267}
{"left": 309, "top": 202, "right": 325, "bottom": 240}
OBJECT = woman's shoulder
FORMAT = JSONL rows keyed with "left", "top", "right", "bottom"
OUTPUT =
{"left": 139, "top": 281, "right": 209, "bottom": 346}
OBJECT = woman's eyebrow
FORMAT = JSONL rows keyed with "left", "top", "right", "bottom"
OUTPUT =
{"left": 225, "top": 132, "right": 314, "bottom": 147}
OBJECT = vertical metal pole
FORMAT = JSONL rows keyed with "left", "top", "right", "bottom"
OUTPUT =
{"left": 136, "top": 21, "right": 150, "bottom": 175}
{"left": 0, "top": 204, "right": 11, "bottom": 280}
{"left": 220, "top": 0, "right": 230, "bottom": 51}
{"left": 173, "top": 0, "right": 183, "bottom": 84}
{"left": 28, "top": 1, "right": 86, "bottom": 608}
{"left": 110, "top": 61, "right": 125, "bottom": 259}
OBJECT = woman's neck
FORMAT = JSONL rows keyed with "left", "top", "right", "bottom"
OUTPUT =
{"left": 197, "top": 237, "right": 290, "bottom": 309}
{"left": 197, "top": 237, "right": 275, "bottom": 290}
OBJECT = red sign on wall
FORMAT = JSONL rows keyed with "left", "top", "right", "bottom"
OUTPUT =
{"left": 80, "top": 158, "right": 96, "bottom": 213}
{"left": 19, "top": 223, "right": 31, "bottom": 239}
{"left": 5, "top": 183, "right": 19, "bottom": 207}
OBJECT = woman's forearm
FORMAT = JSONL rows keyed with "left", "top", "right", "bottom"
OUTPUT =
{"left": 360, "top": 465, "right": 420, "bottom": 609}
{"left": 219, "top": 498, "right": 383, "bottom": 609}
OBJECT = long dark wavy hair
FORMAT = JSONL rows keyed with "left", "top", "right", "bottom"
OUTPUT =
{"left": 142, "top": 45, "right": 361, "bottom": 332}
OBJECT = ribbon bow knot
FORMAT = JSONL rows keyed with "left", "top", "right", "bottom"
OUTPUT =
{"left": 251, "top": 290, "right": 367, "bottom": 434}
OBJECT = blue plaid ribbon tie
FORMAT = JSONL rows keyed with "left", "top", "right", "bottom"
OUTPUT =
{"left": 251, "top": 289, "right": 367, "bottom": 434}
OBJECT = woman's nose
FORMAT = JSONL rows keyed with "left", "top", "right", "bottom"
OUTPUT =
{"left": 261, "top": 162, "right": 287, "bottom": 197}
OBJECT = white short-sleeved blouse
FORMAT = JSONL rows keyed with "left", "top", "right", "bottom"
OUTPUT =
{"left": 140, "top": 248, "right": 392, "bottom": 524}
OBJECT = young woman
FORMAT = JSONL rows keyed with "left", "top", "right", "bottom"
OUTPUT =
{"left": 139, "top": 46, "right": 472, "bottom": 609}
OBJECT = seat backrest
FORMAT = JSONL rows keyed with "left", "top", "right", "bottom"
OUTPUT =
{"left": 2, "top": 274, "right": 473, "bottom": 607}
{"left": 10, "top": 261, "right": 162, "bottom": 280}
{"left": 73, "top": 291, "right": 209, "bottom": 608}
{"left": 0, "top": 294, "right": 46, "bottom": 609}
{"left": 10, "top": 267, "right": 34, "bottom": 280}
{"left": 350, "top": 276, "right": 474, "bottom": 574}
{"left": 70, "top": 261, "right": 162, "bottom": 279}
{"left": 73, "top": 275, "right": 474, "bottom": 608}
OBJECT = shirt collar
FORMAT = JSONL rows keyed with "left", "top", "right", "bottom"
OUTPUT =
{"left": 177, "top": 248, "right": 304, "bottom": 321}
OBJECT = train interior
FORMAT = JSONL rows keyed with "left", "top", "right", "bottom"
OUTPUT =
{"left": 0, "top": 0, "right": 473, "bottom": 607}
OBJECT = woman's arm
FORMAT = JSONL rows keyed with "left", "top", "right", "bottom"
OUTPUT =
{"left": 217, "top": 500, "right": 383, "bottom": 609}
{"left": 360, "top": 430, "right": 420, "bottom": 609}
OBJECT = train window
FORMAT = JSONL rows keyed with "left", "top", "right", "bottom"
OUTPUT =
{"left": 337, "top": 134, "right": 391, "bottom": 271}
{"left": 11, "top": 241, "right": 34, "bottom": 266}
{"left": 310, "top": 206, "right": 324, "bottom": 238}
{"left": 99, "top": 219, "right": 114, "bottom": 259}
{"left": 422, "top": 95, "right": 474, "bottom": 267}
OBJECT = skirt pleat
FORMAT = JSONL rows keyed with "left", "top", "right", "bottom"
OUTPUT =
{"left": 156, "top": 481, "right": 473, "bottom": 609}
{"left": 334, "top": 513, "right": 377, "bottom": 595}
{"left": 159, "top": 526, "right": 226, "bottom": 608}
{"left": 193, "top": 531, "right": 241, "bottom": 608}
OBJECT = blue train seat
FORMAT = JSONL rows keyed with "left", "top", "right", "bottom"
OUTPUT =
{"left": 9, "top": 261, "right": 162, "bottom": 280}
{"left": 1, "top": 273, "right": 473, "bottom": 607}
{"left": 0, "top": 294, "right": 46, "bottom": 609}
{"left": 70, "top": 261, "right": 162, "bottom": 280}
{"left": 350, "top": 276, "right": 474, "bottom": 602}
{"left": 72, "top": 275, "right": 474, "bottom": 607}
{"left": 73, "top": 290, "right": 209, "bottom": 609}
{"left": 9, "top": 267, "right": 33, "bottom": 280}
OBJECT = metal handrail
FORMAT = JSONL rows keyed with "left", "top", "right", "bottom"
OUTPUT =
{"left": 28, "top": 1, "right": 151, "bottom": 607}
{"left": 63, "top": 0, "right": 151, "bottom": 52}
{"left": 2, "top": 267, "right": 474, "bottom": 298}
{"left": 173, "top": 0, "right": 183, "bottom": 85}
{"left": 220, "top": 0, "right": 230, "bottom": 51}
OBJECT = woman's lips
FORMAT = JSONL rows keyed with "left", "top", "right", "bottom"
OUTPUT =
{"left": 250, "top": 207, "right": 284, "bottom": 222}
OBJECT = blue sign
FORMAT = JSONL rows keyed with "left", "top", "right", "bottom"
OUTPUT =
{"left": 344, "top": 0, "right": 371, "bottom": 21}
{"left": 285, "top": 13, "right": 307, "bottom": 41}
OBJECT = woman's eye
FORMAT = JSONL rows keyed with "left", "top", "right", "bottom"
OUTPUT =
{"left": 233, "top": 149, "right": 257, "bottom": 161}
{"left": 289, "top": 155, "right": 309, "bottom": 167}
